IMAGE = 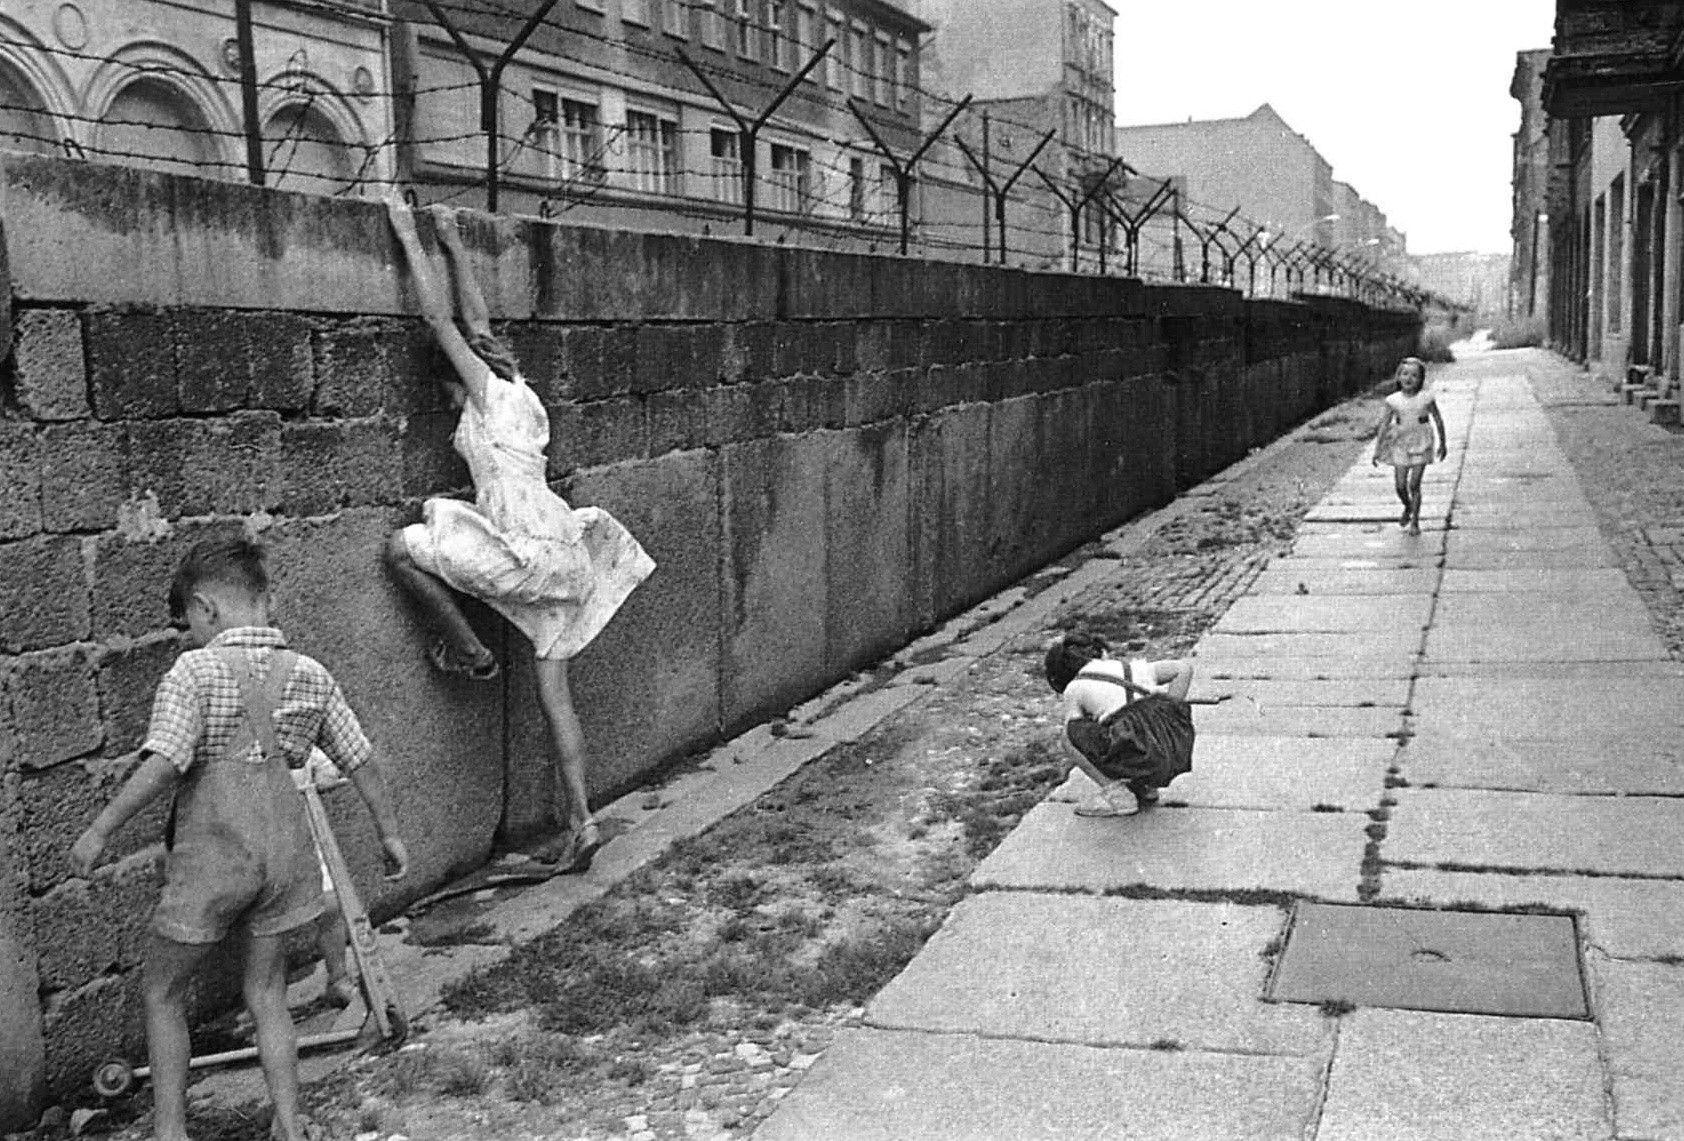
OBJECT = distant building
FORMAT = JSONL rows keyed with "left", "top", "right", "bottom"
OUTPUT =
{"left": 909, "top": 0, "right": 1119, "bottom": 269}
{"left": 1509, "top": 48, "right": 1551, "bottom": 321}
{"left": 1411, "top": 251, "right": 1510, "bottom": 317}
{"left": 0, "top": 0, "right": 392, "bottom": 195}
{"left": 1112, "top": 104, "right": 1402, "bottom": 291}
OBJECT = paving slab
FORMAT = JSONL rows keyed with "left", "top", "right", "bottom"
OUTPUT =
{"left": 972, "top": 802, "right": 1366, "bottom": 899}
{"left": 1431, "top": 593, "right": 1656, "bottom": 636}
{"left": 1191, "top": 702, "right": 1402, "bottom": 738}
{"left": 1439, "top": 567, "right": 1633, "bottom": 594}
{"left": 1212, "top": 594, "right": 1433, "bottom": 634}
{"left": 1190, "top": 677, "right": 1412, "bottom": 707}
{"left": 868, "top": 894, "right": 1328, "bottom": 1055}
{"left": 1386, "top": 788, "right": 1684, "bottom": 877}
{"left": 1450, "top": 507, "right": 1602, "bottom": 529}
{"left": 1400, "top": 734, "right": 1684, "bottom": 795}
{"left": 1445, "top": 527, "right": 1606, "bottom": 555}
{"left": 1291, "top": 533, "right": 1447, "bottom": 560}
{"left": 1423, "top": 614, "right": 1667, "bottom": 663}
{"left": 1304, "top": 504, "right": 1443, "bottom": 524}
{"left": 1412, "top": 676, "right": 1684, "bottom": 738}
{"left": 1420, "top": 657, "right": 1684, "bottom": 679}
{"left": 1299, "top": 519, "right": 1449, "bottom": 535}
{"left": 1591, "top": 958, "right": 1684, "bottom": 1141}
{"left": 1315, "top": 1009, "right": 1609, "bottom": 1141}
{"left": 1196, "top": 631, "right": 1422, "bottom": 660}
{"left": 1378, "top": 869, "right": 1684, "bottom": 959}
{"left": 1249, "top": 567, "right": 1441, "bottom": 595}
{"left": 1052, "top": 736, "right": 1393, "bottom": 812}
{"left": 754, "top": 1028, "right": 1327, "bottom": 1141}
{"left": 1195, "top": 656, "right": 1420, "bottom": 681}
{"left": 1441, "top": 545, "right": 1619, "bottom": 569}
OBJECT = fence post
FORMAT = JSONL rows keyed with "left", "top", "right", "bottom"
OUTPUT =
{"left": 234, "top": 0, "right": 264, "bottom": 185}
{"left": 848, "top": 94, "right": 970, "bottom": 255}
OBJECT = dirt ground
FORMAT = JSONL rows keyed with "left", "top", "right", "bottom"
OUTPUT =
{"left": 63, "top": 393, "right": 1390, "bottom": 1141}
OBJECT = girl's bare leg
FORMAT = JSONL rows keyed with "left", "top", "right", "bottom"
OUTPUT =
{"left": 1406, "top": 466, "right": 1426, "bottom": 534}
{"left": 1393, "top": 465, "right": 1411, "bottom": 526}
{"left": 533, "top": 658, "right": 598, "bottom": 863}
{"left": 384, "top": 531, "right": 495, "bottom": 671}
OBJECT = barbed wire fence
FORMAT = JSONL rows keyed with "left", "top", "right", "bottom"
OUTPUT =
{"left": 0, "top": 0, "right": 1455, "bottom": 312}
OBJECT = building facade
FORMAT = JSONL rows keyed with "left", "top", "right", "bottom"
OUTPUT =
{"left": 1113, "top": 103, "right": 1403, "bottom": 293}
{"left": 1509, "top": 48, "right": 1551, "bottom": 321}
{"left": 910, "top": 0, "right": 1119, "bottom": 269}
{"left": 0, "top": 0, "right": 392, "bottom": 195}
{"left": 1536, "top": 0, "right": 1684, "bottom": 407}
{"left": 390, "top": 0, "right": 930, "bottom": 250}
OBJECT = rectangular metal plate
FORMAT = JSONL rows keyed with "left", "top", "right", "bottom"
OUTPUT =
{"left": 1265, "top": 902, "right": 1589, "bottom": 1019}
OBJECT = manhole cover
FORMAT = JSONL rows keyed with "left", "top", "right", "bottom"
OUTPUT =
{"left": 1265, "top": 902, "right": 1588, "bottom": 1019}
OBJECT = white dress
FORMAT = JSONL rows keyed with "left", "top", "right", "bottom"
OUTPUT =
{"left": 403, "top": 370, "right": 655, "bottom": 660}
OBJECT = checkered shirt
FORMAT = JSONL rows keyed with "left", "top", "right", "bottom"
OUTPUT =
{"left": 142, "top": 627, "right": 373, "bottom": 776}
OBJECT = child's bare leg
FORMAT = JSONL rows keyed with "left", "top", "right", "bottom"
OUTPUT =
{"left": 1406, "top": 466, "right": 1426, "bottom": 533}
{"left": 384, "top": 531, "right": 495, "bottom": 670}
{"left": 1392, "top": 465, "right": 1411, "bottom": 525}
{"left": 143, "top": 936, "right": 213, "bottom": 1141}
{"left": 243, "top": 930, "right": 306, "bottom": 1141}
{"left": 534, "top": 658, "right": 598, "bottom": 863}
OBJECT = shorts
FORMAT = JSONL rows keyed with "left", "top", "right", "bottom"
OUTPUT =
{"left": 151, "top": 832, "right": 324, "bottom": 945}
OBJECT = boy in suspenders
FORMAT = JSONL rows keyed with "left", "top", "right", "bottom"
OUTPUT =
{"left": 71, "top": 538, "right": 407, "bottom": 1141}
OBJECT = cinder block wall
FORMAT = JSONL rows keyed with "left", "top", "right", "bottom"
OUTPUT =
{"left": 0, "top": 154, "right": 1417, "bottom": 1120}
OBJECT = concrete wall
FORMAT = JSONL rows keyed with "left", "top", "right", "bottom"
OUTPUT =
{"left": 0, "top": 152, "right": 1417, "bottom": 1126}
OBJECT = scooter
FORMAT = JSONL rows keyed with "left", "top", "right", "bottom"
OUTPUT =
{"left": 91, "top": 783, "right": 408, "bottom": 1099}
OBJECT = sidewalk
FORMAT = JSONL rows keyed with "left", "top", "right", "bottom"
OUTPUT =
{"left": 754, "top": 350, "right": 1684, "bottom": 1141}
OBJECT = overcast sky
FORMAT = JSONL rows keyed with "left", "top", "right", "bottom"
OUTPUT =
{"left": 1112, "top": 1, "right": 1557, "bottom": 255}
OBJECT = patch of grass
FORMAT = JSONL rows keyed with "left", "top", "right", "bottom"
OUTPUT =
{"left": 1310, "top": 803, "right": 1343, "bottom": 813}
{"left": 1319, "top": 998, "right": 1357, "bottom": 1018}
{"left": 1148, "top": 1038, "right": 1184, "bottom": 1051}
{"left": 381, "top": 1045, "right": 492, "bottom": 1099}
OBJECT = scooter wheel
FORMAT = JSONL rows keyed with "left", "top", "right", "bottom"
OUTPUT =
{"left": 92, "top": 1059, "right": 134, "bottom": 1099}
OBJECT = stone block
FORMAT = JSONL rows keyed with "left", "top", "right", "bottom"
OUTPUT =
{"left": 11, "top": 308, "right": 86, "bottom": 421}
{"left": 647, "top": 388, "right": 709, "bottom": 455}
{"left": 95, "top": 637, "right": 179, "bottom": 752}
{"left": 8, "top": 650, "right": 103, "bottom": 770}
{"left": 176, "top": 412, "right": 283, "bottom": 516}
{"left": 843, "top": 371, "right": 906, "bottom": 426}
{"left": 40, "top": 973, "right": 144, "bottom": 1095}
{"left": 775, "top": 375, "right": 846, "bottom": 433}
{"left": 633, "top": 323, "right": 678, "bottom": 393}
{"left": 500, "top": 321, "right": 567, "bottom": 404}
{"left": 0, "top": 536, "right": 89, "bottom": 651}
{"left": 721, "top": 436, "right": 829, "bottom": 731}
{"left": 84, "top": 310, "right": 177, "bottom": 420}
{"left": 568, "top": 397, "right": 648, "bottom": 468}
{"left": 278, "top": 418, "right": 400, "bottom": 516}
{"left": 38, "top": 421, "right": 124, "bottom": 533}
{"left": 0, "top": 423, "right": 43, "bottom": 541}
{"left": 825, "top": 423, "right": 911, "bottom": 676}
{"left": 310, "top": 319, "right": 390, "bottom": 418}
{"left": 31, "top": 851, "right": 163, "bottom": 991}
{"left": 171, "top": 309, "right": 250, "bottom": 413}
{"left": 244, "top": 313, "right": 315, "bottom": 410}
{"left": 704, "top": 384, "right": 778, "bottom": 447}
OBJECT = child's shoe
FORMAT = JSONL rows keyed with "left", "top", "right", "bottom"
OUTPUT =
{"left": 1074, "top": 783, "right": 1139, "bottom": 817}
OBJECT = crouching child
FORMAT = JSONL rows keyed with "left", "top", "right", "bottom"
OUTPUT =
{"left": 70, "top": 537, "right": 408, "bottom": 1141}
{"left": 1044, "top": 632, "right": 1196, "bottom": 817}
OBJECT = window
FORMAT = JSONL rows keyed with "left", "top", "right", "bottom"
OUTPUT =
{"left": 533, "top": 90, "right": 608, "bottom": 186}
{"left": 736, "top": 0, "right": 758, "bottom": 59}
{"left": 825, "top": 9, "right": 845, "bottom": 90}
{"left": 623, "top": 0, "right": 650, "bottom": 25}
{"left": 700, "top": 0, "right": 724, "bottom": 47}
{"left": 768, "top": 2, "right": 788, "bottom": 70}
{"left": 848, "top": 155, "right": 866, "bottom": 221}
{"left": 710, "top": 127, "right": 742, "bottom": 204}
{"left": 849, "top": 24, "right": 870, "bottom": 99}
{"left": 874, "top": 33, "right": 891, "bottom": 104}
{"left": 1608, "top": 175, "right": 1625, "bottom": 331}
{"left": 894, "top": 41, "right": 911, "bottom": 112}
{"left": 626, "top": 108, "right": 680, "bottom": 194}
{"left": 768, "top": 142, "right": 810, "bottom": 213}
{"left": 661, "top": 0, "right": 687, "bottom": 35}
{"left": 876, "top": 162, "right": 898, "bottom": 222}
{"left": 797, "top": 5, "right": 817, "bottom": 78}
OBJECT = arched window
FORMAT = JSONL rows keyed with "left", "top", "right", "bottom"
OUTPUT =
{"left": 100, "top": 76, "right": 221, "bottom": 176}
{"left": 263, "top": 100, "right": 357, "bottom": 195}
{"left": 0, "top": 60, "right": 57, "bottom": 155}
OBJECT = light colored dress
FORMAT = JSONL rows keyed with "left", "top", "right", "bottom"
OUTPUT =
{"left": 1383, "top": 389, "right": 1438, "bottom": 467}
{"left": 403, "top": 368, "right": 655, "bottom": 660}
